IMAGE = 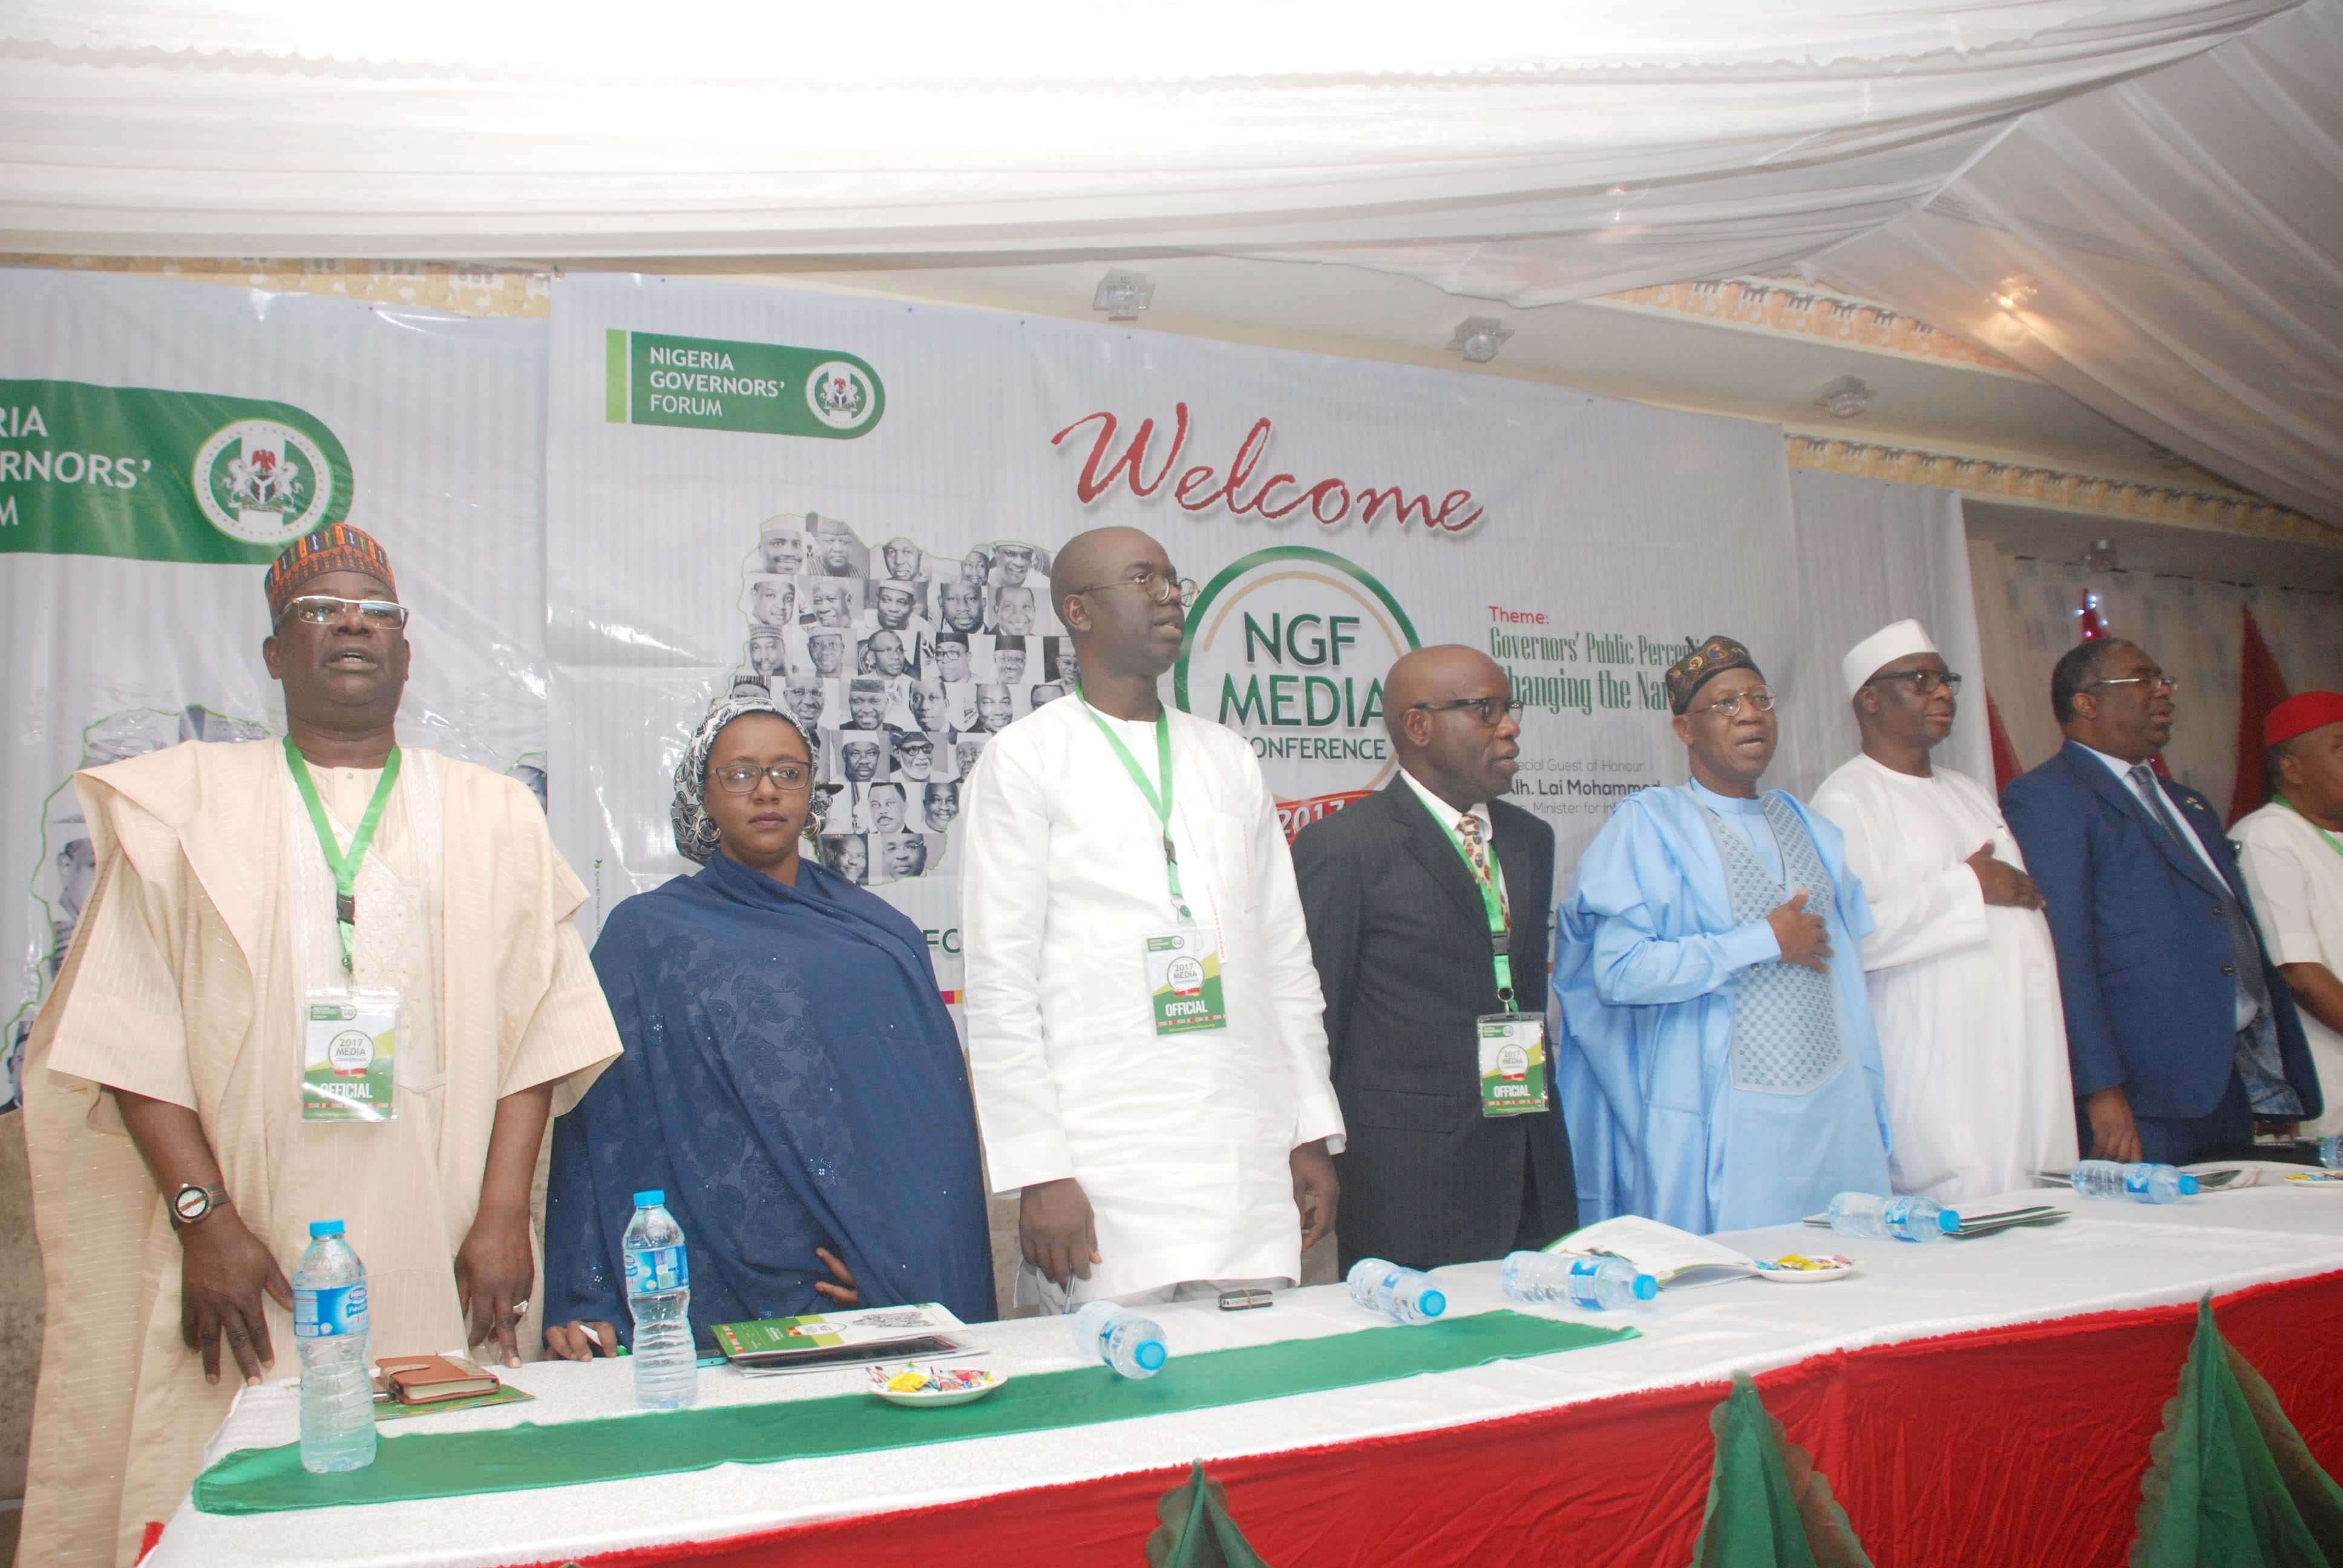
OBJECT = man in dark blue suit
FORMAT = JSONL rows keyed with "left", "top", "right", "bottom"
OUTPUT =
{"left": 2003, "top": 639, "right": 2321, "bottom": 1165}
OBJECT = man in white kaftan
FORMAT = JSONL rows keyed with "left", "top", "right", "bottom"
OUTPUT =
{"left": 959, "top": 527, "right": 1343, "bottom": 1305}
{"left": 21, "top": 525, "right": 621, "bottom": 1567}
{"left": 1812, "top": 620, "right": 2075, "bottom": 1202}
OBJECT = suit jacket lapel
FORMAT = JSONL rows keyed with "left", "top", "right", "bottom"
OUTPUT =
{"left": 1389, "top": 779, "right": 1491, "bottom": 930}
{"left": 2062, "top": 742, "right": 2224, "bottom": 898}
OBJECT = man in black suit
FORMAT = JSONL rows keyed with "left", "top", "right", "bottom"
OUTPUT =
{"left": 1292, "top": 645, "right": 1573, "bottom": 1271}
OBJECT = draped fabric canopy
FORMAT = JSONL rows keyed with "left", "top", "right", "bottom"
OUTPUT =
{"left": 4, "top": 0, "right": 2339, "bottom": 520}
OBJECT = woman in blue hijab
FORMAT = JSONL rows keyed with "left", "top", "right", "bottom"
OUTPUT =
{"left": 543, "top": 697, "right": 994, "bottom": 1356}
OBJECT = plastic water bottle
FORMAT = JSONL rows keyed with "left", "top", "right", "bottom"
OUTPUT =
{"left": 1826, "top": 1191, "right": 1958, "bottom": 1242}
{"left": 1070, "top": 1301, "right": 1169, "bottom": 1379}
{"left": 1345, "top": 1258, "right": 1447, "bottom": 1325}
{"left": 293, "top": 1219, "right": 375, "bottom": 1474}
{"left": 1501, "top": 1251, "right": 1657, "bottom": 1311}
{"left": 2317, "top": 1136, "right": 2341, "bottom": 1171}
{"left": 623, "top": 1190, "right": 698, "bottom": 1410}
{"left": 2069, "top": 1160, "right": 2200, "bottom": 1204}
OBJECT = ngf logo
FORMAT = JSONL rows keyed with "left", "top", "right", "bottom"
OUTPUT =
{"left": 1173, "top": 546, "right": 1419, "bottom": 838}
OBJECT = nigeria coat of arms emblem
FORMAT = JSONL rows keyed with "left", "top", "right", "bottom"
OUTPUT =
{"left": 804, "top": 362, "right": 876, "bottom": 430}
{"left": 192, "top": 419, "right": 336, "bottom": 545}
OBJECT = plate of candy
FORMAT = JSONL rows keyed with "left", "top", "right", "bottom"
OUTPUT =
{"left": 866, "top": 1363, "right": 1008, "bottom": 1407}
{"left": 1752, "top": 1253, "right": 1858, "bottom": 1284}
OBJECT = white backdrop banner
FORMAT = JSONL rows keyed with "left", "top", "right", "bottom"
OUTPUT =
{"left": 0, "top": 267, "right": 552, "bottom": 1112}
{"left": 547, "top": 273, "right": 1982, "bottom": 994}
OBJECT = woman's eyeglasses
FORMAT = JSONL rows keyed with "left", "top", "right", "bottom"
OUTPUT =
{"left": 712, "top": 761, "right": 813, "bottom": 794}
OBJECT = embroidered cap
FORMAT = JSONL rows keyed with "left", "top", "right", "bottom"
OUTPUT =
{"left": 1666, "top": 635, "right": 1761, "bottom": 714}
{"left": 265, "top": 523, "right": 396, "bottom": 618}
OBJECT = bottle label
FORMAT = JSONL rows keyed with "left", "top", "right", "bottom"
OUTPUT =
{"left": 2124, "top": 1168, "right": 2152, "bottom": 1198}
{"left": 626, "top": 1244, "right": 689, "bottom": 1294}
{"left": 1567, "top": 1259, "right": 1600, "bottom": 1279}
{"left": 294, "top": 1282, "right": 369, "bottom": 1339}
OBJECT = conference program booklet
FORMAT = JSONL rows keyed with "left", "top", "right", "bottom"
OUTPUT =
{"left": 712, "top": 1303, "right": 970, "bottom": 1375}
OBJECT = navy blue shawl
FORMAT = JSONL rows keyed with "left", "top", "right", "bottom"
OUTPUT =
{"left": 545, "top": 849, "right": 995, "bottom": 1346}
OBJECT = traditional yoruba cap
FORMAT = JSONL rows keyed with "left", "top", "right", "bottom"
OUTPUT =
{"left": 1841, "top": 619, "right": 1939, "bottom": 698}
{"left": 1666, "top": 635, "right": 1760, "bottom": 714}
{"left": 894, "top": 731, "right": 933, "bottom": 752}
{"left": 2266, "top": 691, "right": 2343, "bottom": 749}
{"left": 264, "top": 523, "right": 395, "bottom": 617}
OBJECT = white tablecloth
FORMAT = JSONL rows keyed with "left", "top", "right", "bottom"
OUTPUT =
{"left": 150, "top": 1177, "right": 2343, "bottom": 1568}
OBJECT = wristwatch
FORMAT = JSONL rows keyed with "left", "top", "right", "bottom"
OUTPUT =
{"left": 169, "top": 1184, "right": 232, "bottom": 1230}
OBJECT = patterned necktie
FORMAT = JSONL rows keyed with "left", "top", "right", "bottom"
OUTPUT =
{"left": 1455, "top": 813, "right": 1509, "bottom": 926}
{"left": 2128, "top": 763, "right": 2185, "bottom": 844}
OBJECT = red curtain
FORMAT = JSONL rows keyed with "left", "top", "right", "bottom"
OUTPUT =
{"left": 1986, "top": 689, "right": 2024, "bottom": 794}
{"left": 2228, "top": 604, "right": 2292, "bottom": 825}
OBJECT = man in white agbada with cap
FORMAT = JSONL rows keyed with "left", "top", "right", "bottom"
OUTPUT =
{"left": 1812, "top": 620, "right": 2076, "bottom": 1201}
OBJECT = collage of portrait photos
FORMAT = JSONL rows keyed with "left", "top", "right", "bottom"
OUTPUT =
{"left": 729, "top": 514, "right": 1080, "bottom": 887}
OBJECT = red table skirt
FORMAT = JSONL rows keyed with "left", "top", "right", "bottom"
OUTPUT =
{"left": 545, "top": 1270, "right": 2343, "bottom": 1568}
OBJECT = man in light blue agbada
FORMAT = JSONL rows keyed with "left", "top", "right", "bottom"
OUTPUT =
{"left": 1555, "top": 635, "right": 1892, "bottom": 1233}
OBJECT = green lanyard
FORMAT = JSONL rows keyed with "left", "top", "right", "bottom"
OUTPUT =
{"left": 2276, "top": 795, "right": 2343, "bottom": 866}
{"left": 1076, "top": 688, "right": 1190, "bottom": 921}
{"left": 283, "top": 736, "right": 403, "bottom": 972}
{"left": 1418, "top": 790, "right": 1515, "bottom": 1007}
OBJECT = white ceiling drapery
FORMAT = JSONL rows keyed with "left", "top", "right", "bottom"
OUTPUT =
{"left": 2, "top": 0, "right": 2337, "bottom": 521}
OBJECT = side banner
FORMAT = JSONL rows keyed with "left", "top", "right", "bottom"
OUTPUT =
{"left": 550, "top": 275, "right": 1978, "bottom": 995}
{"left": 0, "top": 268, "right": 552, "bottom": 1112}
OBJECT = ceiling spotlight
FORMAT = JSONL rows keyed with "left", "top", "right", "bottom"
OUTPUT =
{"left": 1990, "top": 273, "right": 2040, "bottom": 313}
{"left": 1093, "top": 270, "right": 1155, "bottom": 321}
{"left": 1816, "top": 376, "right": 1873, "bottom": 419}
{"left": 1447, "top": 316, "right": 1512, "bottom": 364}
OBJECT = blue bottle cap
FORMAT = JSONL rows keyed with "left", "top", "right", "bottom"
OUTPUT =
{"left": 2178, "top": 1174, "right": 2200, "bottom": 1195}
{"left": 1418, "top": 1288, "right": 1447, "bottom": 1318}
{"left": 1632, "top": 1274, "right": 1659, "bottom": 1301}
{"left": 1936, "top": 1207, "right": 1962, "bottom": 1234}
{"left": 634, "top": 1190, "right": 666, "bottom": 1207}
{"left": 309, "top": 1219, "right": 344, "bottom": 1238}
{"left": 1135, "top": 1339, "right": 1167, "bottom": 1372}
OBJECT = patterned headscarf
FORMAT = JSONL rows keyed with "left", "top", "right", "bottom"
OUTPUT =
{"left": 669, "top": 696, "right": 815, "bottom": 864}
{"left": 264, "top": 522, "right": 396, "bottom": 618}
{"left": 1665, "top": 634, "right": 1762, "bottom": 714}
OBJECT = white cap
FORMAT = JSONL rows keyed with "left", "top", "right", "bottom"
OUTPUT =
{"left": 1842, "top": 619, "right": 1938, "bottom": 698}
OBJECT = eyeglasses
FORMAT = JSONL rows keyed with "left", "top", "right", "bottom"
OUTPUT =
{"left": 1691, "top": 690, "right": 1777, "bottom": 718}
{"left": 1412, "top": 696, "right": 1527, "bottom": 727}
{"left": 275, "top": 595, "right": 408, "bottom": 630}
{"left": 1866, "top": 670, "right": 1965, "bottom": 696}
{"left": 1067, "top": 570, "right": 1198, "bottom": 608}
{"left": 2087, "top": 673, "right": 2180, "bottom": 694}
{"left": 712, "top": 760, "right": 814, "bottom": 794}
